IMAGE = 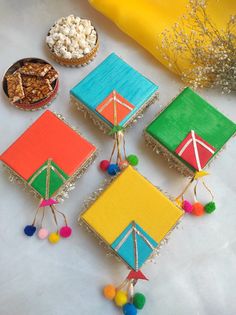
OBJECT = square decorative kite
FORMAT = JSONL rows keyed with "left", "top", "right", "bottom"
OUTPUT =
{"left": 70, "top": 53, "right": 158, "bottom": 175}
{"left": 145, "top": 87, "right": 236, "bottom": 177}
{"left": 70, "top": 53, "right": 158, "bottom": 132}
{"left": 80, "top": 166, "right": 183, "bottom": 311}
{"left": 144, "top": 87, "right": 236, "bottom": 218}
{"left": 0, "top": 110, "right": 97, "bottom": 243}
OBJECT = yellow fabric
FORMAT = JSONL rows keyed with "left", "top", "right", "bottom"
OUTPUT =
{"left": 81, "top": 166, "right": 183, "bottom": 245}
{"left": 89, "top": 0, "right": 235, "bottom": 74}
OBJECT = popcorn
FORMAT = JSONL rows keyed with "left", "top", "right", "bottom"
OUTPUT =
{"left": 52, "top": 33, "right": 60, "bottom": 40}
{"left": 65, "top": 37, "right": 71, "bottom": 46}
{"left": 64, "top": 51, "right": 72, "bottom": 59}
{"left": 46, "top": 15, "right": 97, "bottom": 59}
{"left": 78, "top": 25, "right": 84, "bottom": 32}
{"left": 69, "top": 28, "right": 76, "bottom": 37}
{"left": 68, "top": 46, "right": 75, "bottom": 53}
{"left": 79, "top": 39, "right": 86, "bottom": 49}
{"left": 84, "top": 27, "right": 92, "bottom": 35}
{"left": 77, "top": 33, "right": 86, "bottom": 41}
{"left": 84, "top": 47, "right": 91, "bottom": 54}
{"left": 62, "top": 27, "right": 70, "bottom": 35}
{"left": 72, "top": 51, "right": 83, "bottom": 59}
{"left": 89, "top": 34, "right": 96, "bottom": 41}
{"left": 75, "top": 17, "right": 80, "bottom": 24}
{"left": 58, "top": 33, "right": 65, "bottom": 41}
{"left": 81, "top": 19, "right": 91, "bottom": 27}
{"left": 46, "top": 37, "right": 54, "bottom": 47}
{"left": 59, "top": 46, "right": 67, "bottom": 55}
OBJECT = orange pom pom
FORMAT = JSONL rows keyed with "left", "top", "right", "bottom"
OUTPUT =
{"left": 192, "top": 202, "right": 204, "bottom": 216}
{"left": 103, "top": 284, "right": 116, "bottom": 300}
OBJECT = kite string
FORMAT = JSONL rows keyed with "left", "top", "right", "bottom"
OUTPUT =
{"left": 50, "top": 205, "right": 59, "bottom": 232}
{"left": 52, "top": 205, "right": 68, "bottom": 226}
{"left": 117, "top": 278, "right": 129, "bottom": 291}
{"left": 117, "top": 131, "right": 123, "bottom": 163}
{"left": 32, "top": 198, "right": 44, "bottom": 226}
{"left": 109, "top": 130, "right": 127, "bottom": 163}
{"left": 175, "top": 176, "right": 195, "bottom": 202}
{"left": 39, "top": 206, "right": 46, "bottom": 227}
{"left": 194, "top": 177, "right": 214, "bottom": 202}
{"left": 202, "top": 178, "right": 214, "bottom": 201}
{"left": 109, "top": 134, "right": 117, "bottom": 162}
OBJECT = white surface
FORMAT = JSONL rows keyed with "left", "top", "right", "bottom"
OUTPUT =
{"left": 0, "top": 1, "right": 235, "bottom": 315}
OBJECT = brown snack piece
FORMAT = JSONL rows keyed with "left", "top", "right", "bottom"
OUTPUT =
{"left": 21, "top": 75, "right": 44, "bottom": 87}
{"left": 44, "top": 68, "right": 58, "bottom": 84}
{"left": 23, "top": 78, "right": 53, "bottom": 103}
{"left": 17, "top": 96, "right": 32, "bottom": 105}
{"left": 6, "top": 72, "right": 25, "bottom": 103}
{"left": 18, "top": 63, "right": 51, "bottom": 77}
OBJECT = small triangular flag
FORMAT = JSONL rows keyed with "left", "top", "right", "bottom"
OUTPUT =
{"left": 40, "top": 198, "right": 58, "bottom": 208}
{"left": 194, "top": 170, "right": 209, "bottom": 180}
{"left": 127, "top": 270, "right": 149, "bottom": 281}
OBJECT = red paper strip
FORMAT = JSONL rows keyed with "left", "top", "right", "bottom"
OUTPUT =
{"left": 175, "top": 130, "right": 215, "bottom": 171}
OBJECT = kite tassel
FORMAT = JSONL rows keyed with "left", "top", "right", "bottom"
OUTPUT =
{"left": 103, "top": 269, "right": 147, "bottom": 313}
{"left": 23, "top": 198, "right": 72, "bottom": 243}
{"left": 99, "top": 126, "right": 139, "bottom": 176}
{"left": 175, "top": 171, "right": 216, "bottom": 216}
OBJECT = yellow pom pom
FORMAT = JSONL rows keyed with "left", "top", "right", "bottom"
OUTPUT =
{"left": 114, "top": 290, "right": 128, "bottom": 307}
{"left": 48, "top": 232, "right": 60, "bottom": 244}
{"left": 103, "top": 284, "right": 116, "bottom": 300}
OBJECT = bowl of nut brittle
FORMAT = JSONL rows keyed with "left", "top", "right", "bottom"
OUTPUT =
{"left": 2, "top": 58, "right": 59, "bottom": 111}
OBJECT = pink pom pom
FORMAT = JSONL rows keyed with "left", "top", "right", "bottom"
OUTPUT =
{"left": 182, "top": 200, "right": 193, "bottom": 213}
{"left": 38, "top": 228, "right": 49, "bottom": 240}
{"left": 60, "top": 226, "right": 72, "bottom": 238}
{"left": 100, "top": 160, "right": 110, "bottom": 171}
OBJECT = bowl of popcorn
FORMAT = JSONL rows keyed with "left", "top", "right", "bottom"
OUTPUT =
{"left": 2, "top": 58, "right": 59, "bottom": 111}
{"left": 46, "top": 15, "right": 99, "bottom": 67}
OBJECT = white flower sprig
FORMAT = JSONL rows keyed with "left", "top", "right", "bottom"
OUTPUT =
{"left": 157, "top": 0, "right": 236, "bottom": 93}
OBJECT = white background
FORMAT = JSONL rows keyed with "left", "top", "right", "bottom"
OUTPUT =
{"left": 0, "top": 1, "right": 235, "bottom": 314}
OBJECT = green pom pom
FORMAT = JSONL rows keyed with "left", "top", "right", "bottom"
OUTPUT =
{"left": 133, "top": 293, "right": 146, "bottom": 310}
{"left": 127, "top": 154, "right": 139, "bottom": 166}
{"left": 204, "top": 201, "right": 216, "bottom": 214}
